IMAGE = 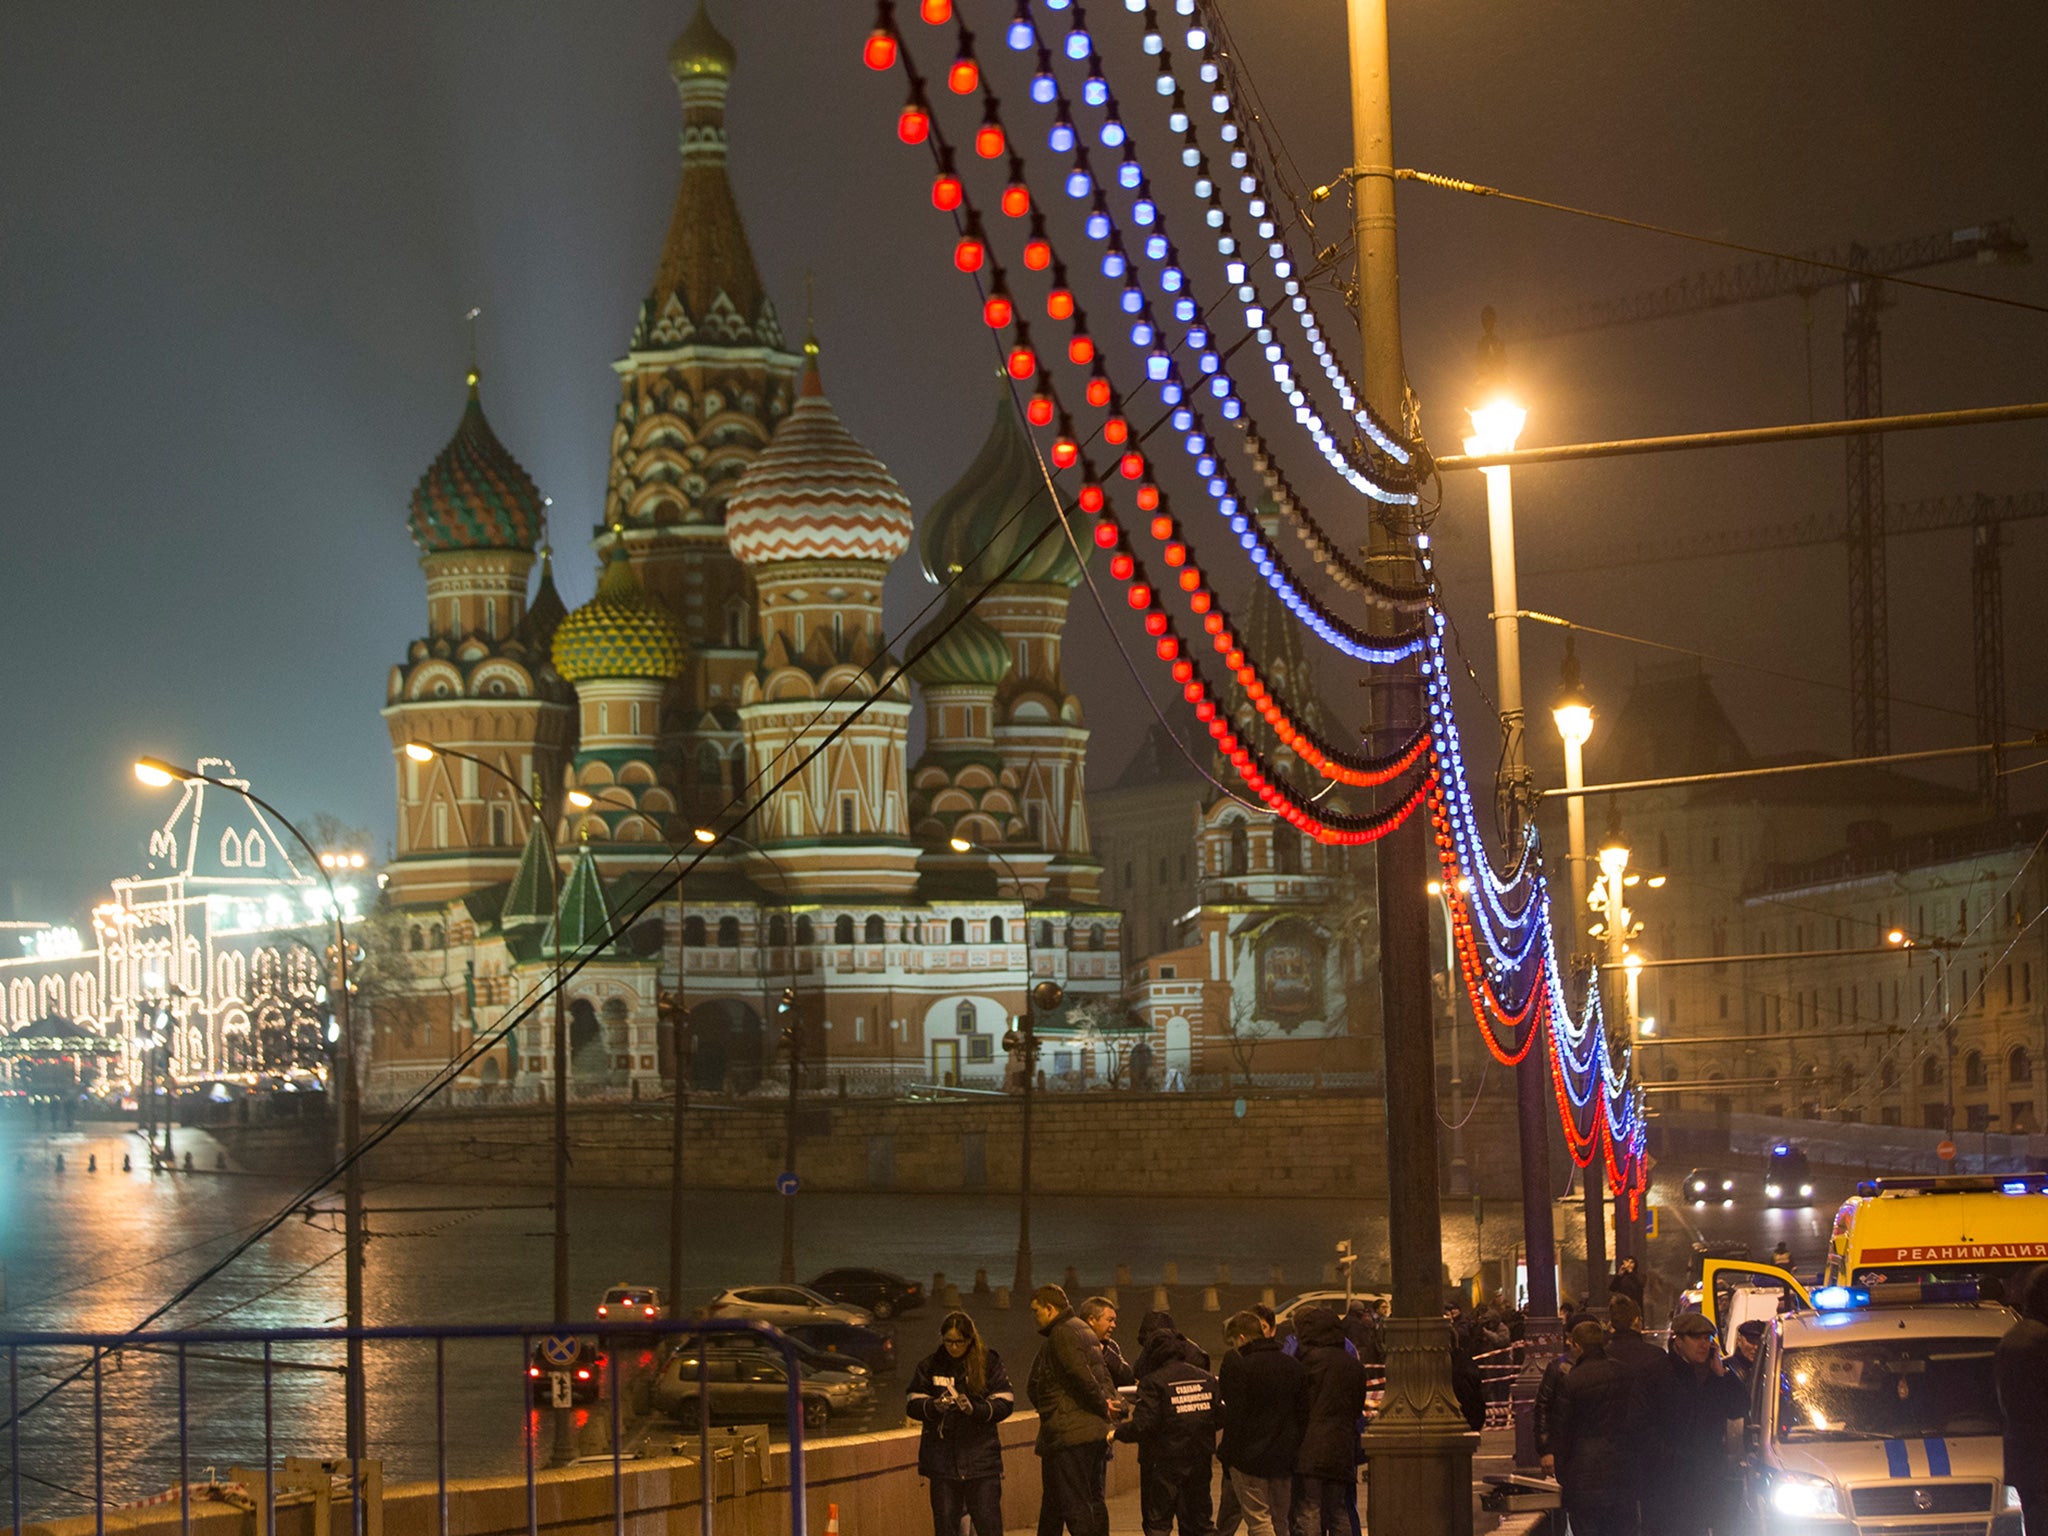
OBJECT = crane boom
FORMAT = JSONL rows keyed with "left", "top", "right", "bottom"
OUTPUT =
{"left": 1524, "top": 220, "right": 2028, "bottom": 338}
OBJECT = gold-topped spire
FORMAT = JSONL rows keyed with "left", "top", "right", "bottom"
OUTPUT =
{"left": 668, "top": 3, "right": 736, "bottom": 83}
{"left": 465, "top": 306, "right": 482, "bottom": 392}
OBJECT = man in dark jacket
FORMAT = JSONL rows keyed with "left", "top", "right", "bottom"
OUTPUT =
{"left": 1607, "top": 1255, "right": 1646, "bottom": 1309}
{"left": 1534, "top": 1311, "right": 1597, "bottom": 1477}
{"left": 1602, "top": 1294, "right": 1667, "bottom": 1389}
{"left": 1996, "top": 1265, "right": 2048, "bottom": 1536}
{"left": 1082, "top": 1295, "right": 1137, "bottom": 1388}
{"left": 1116, "top": 1311, "right": 1218, "bottom": 1536}
{"left": 1639, "top": 1311, "right": 1748, "bottom": 1535}
{"left": 1029, "top": 1284, "right": 1117, "bottom": 1536}
{"left": 1290, "top": 1306, "right": 1367, "bottom": 1536}
{"left": 1552, "top": 1321, "right": 1637, "bottom": 1536}
{"left": 1216, "top": 1309, "right": 1304, "bottom": 1536}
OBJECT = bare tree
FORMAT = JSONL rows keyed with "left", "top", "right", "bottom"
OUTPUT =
{"left": 1222, "top": 993, "right": 1273, "bottom": 1088}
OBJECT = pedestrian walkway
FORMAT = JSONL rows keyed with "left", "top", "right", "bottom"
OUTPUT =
{"left": 1004, "top": 1423, "right": 1520, "bottom": 1533}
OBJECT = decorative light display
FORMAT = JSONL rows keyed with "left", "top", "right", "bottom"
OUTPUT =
{"left": 858, "top": 4, "right": 1646, "bottom": 1207}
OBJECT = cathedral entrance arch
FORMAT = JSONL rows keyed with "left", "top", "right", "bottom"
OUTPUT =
{"left": 687, "top": 998, "right": 764, "bottom": 1094}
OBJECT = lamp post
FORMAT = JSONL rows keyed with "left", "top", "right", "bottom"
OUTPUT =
{"left": 950, "top": 836, "right": 1057, "bottom": 1297}
{"left": 1595, "top": 815, "right": 1634, "bottom": 1271}
{"left": 134, "top": 758, "right": 368, "bottom": 1466}
{"left": 1463, "top": 360, "right": 1560, "bottom": 1338}
{"left": 1427, "top": 880, "right": 1469, "bottom": 1197}
{"left": 1550, "top": 655, "right": 1606, "bottom": 1295}
{"left": 774, "top": 984, "right": 802, "bottom": 1283}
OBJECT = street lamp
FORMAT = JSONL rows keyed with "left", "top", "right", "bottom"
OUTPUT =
{"left": 1461, "top": 336, "right": 1561, "bottom": 1349}
{"left": 775, "top": 984, "right": 802, "bottom": 1283}
{"left": 1426, "top": 879, "right": 1470, "bottom": 1197}
{"left": 950, "top": 835, "right": 1059, "bottom": 1297}
{"left": 134, "top": 756, "right": 369, "bottom": 1467}
{"left": 1594, "top": 814, "right": 1634, "bottom": 1269}
{"left": 404, "top": 742, "right": 575, "bottom": 1453}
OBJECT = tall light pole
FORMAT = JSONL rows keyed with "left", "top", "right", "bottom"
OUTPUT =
{"left": 1427, "top": 880, "right": 1469, "bottom": 1197}
{"left": 1550, "top": 653, "right": 1606, "bottom": 1296}
{"left": 1347, "top": 3, "right": 1473, "bottom": 1525}
{"left": 135, "top": 758, "right": 368, "bottom": 1466}
{"left": 1463, "top": 352, "right": 1561, "bottom": 1345}
{"left": 950, "top": 836, "right": 1057, "bottom": 1297}
{"left": 1594, "top": 815, "right": 1634, "bottom": 1271}
{"left": 775, "top": 984, "right": 802, "bottom": 1284}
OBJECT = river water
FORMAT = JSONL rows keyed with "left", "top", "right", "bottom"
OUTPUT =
{"left": 0, "top": 1114, "right": 1422, "bottom": 1520}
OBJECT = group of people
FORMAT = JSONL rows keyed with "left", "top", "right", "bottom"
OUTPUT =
{"left": 907, "top": 1284, "right": 1393, "bottom": 1536}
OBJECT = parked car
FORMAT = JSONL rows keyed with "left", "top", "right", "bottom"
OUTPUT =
{"left": 1683, "top": 1167, "right": 1741, "bottom": 1207}
{"left": 1273, "top": 1290, "right": 1389, "bottom": 1333}
{"left": 653, "top": 1343, "right": 872, "bottom": 1433}
{"left": 782, "top": 1321, "right": 897, "bottom": 1374}
{"left": 596, "top": 1283, "right": 667, "bottom": 1323}
{"left": 667, "top": 1329, "right": 877, "bottom": 1382}
{"left": 701, "top": 1285, "right": 870, "bottom": 1326}
{"left": 527, "top": 1340, "right": 605, "bottom": 1405}
{"left": 802, "top": 1268, "right": 925, "bottom": 1320}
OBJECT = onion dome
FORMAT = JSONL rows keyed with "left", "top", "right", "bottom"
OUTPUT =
{"left": 551, "top": 536, "right": 688, "bottom": 682}
{"left": 907, "top": 608, "right": 1014, "bottom": 689}
{"left": 668, "top": 3, "right": 735, "bottom": 81}
{"left": 407, "top": 373, "right": 546, "bottom": 555}
{"left": 725, "top": 342, "right": 914, "bottom": 567}
{"left": 919, "top": 383, "right": 1084, "bottom": 589}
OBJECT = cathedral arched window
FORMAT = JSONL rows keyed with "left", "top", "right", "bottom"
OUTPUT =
{"left": 683, "top": 916, "right": 706, "bottom": 947}
{"left": 834, "top": 914, "right": 855, "bottom": 945}
{"left": 429, "top": 924, "right": 444, "bottom": 949}
{"left": 768, "top": 914, "right": 788, "bottom": 947}
{"left": 1038, "top": 921, "right": 1054, "bottom": 949}
{"left": 717, "top": 917, "right": 740, "bottom": 948}
{"left": 1274, "top": 826, "right": 1300, "bottom": 875}
{"left": 1089, "top": 922, "right": 1106, "bottom": 952}
{"left": 864, "top": 914, "right": 886, "bottom": 944}
{"left": 950, "top": 917, "right": 967, "bottom": 944}
{"left": 957, "top": 1001, "right": 977, "bottom": 1034}
{"left": 988, "top": 916, "right": 1005, "bottom": 944}
{"left": 725, "top": 599, "right": 749, "bottom": 648}
{"left": 410, "top": 927, "right": 424, "bottom": 953}
{"left": 1228, "top": 822, "right": 1249, "bottom": 876}
{"left": 795, "top": 915, "right": 815, "bottom": 946}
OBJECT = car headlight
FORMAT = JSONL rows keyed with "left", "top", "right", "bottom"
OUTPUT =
{"left": 1768, "top": 1472, "right": 1839, "bottom": 1518}
{"left": 1766, "top": 1183, "right": 1781, "bottom": 1198}
{"left": 2006, "top": 1485, "right": 2023, "bottom": 1511}
{"left": 1799, "top": 1184, "right": 1813, "bottom": 1198}
{"left": 1722, "top": 1179, "right": 1733, "bottom": 1192}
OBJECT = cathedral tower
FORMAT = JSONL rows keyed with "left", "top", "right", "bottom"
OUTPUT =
{"left": 725, "top": 340, "right": 920, "bottom": 898}
{"left": 604, "top": 5, "right": 802, "bottom": 828}
{"left": 383, "top": 372, "right": 572, "bottom": 904}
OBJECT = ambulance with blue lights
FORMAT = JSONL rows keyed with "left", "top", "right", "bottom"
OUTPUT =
{"left": 1739, "top": 1282, "right": 2025, "bottom": 1534}
{"left": 1821, "top": 1173, "right": 2048, "bottom": 1293}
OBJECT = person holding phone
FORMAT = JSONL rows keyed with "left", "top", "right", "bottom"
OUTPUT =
{"left": 908, "top": 1311, "right": 1015, "bottom": 1536}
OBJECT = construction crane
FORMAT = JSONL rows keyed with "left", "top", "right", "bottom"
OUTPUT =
{"left": 1525, "top": 221, "right": 2031, "bottom": 759}
{"left": 1525, "top": 490, "right": 2045, "bottom": 811}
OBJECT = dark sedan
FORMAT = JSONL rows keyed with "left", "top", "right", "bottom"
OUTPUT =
{"left": 783, "top": 1321, "right": 898, "bottom": 1374}
{"left": 802, "top": 1268, "right": 925, "bottom": 1320}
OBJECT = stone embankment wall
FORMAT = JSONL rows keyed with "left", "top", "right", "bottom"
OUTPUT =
{"left": 360, "top": 1090, "right": 1527, "bottom": 1201}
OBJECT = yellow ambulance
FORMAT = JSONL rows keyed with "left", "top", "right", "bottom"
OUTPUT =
{"left": 1821, "top": 1172, "right": 2048, "bottom": 1292}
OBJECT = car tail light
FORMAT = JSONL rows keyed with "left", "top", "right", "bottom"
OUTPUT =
{"left": 644, "top": 1306, "right": 656, "bottom": 1317}
{"left": 598, "top": 1306, "right": 609, "bottom": 1317}
{"left": 528, "top": 1367, "right": 541, "bottom": 1378}
{"left": 576, "top": 1369, "right": 591, "bottom": 1381}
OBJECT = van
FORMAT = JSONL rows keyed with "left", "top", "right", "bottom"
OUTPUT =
{"left": 1822, "top": 1173, "right": 2048, "bottom": 1292}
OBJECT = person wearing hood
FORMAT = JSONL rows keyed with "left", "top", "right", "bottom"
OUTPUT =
{"left": 1996, "top": 1265, "right": 2048, "bottom": 1535}
{"left": 1115, "top": 1311, "right": 1220, "bottom": 1536}
{"left": 907, "top": 1311, "right": 1014, "bottom": 1536}
{"left": 1028, "top": 1284, "right": 1118, "bottom": 1536}
{"left": 1289, "top": 1305, "right": 1368, "bottom": 1536}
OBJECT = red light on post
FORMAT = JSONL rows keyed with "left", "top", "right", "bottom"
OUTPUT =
{"left": 862, "top": 30, "right": 899, "bottom": 71}
{"left": 897, "top": 103, "right": 931, "bottom": 144}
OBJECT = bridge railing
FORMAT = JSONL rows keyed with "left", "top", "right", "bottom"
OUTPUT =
{"left": 0, "top": 1318, "right": 811, "bottom": 1536}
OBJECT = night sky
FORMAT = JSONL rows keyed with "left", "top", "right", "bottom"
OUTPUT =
{"left": 4, "top": 2, "right": 2043, "bottom": 919}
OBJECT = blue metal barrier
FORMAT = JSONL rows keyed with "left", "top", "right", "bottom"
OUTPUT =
{"left": 0, "top": 1319, "right": 809, "bottom": 1536}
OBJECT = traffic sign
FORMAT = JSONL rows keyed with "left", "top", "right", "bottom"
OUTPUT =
{"left": 1936, "top": 1139, "right": 1957, "bottom": 1162}
{"left": 539, "top": 1334, "right": 580, "bottom": 1367}
{"left": 549, "top": 1373, "right": 572, "bottom": 1409}
{"left": 776, "top": 1171, "right": 800, "bottom": 1196}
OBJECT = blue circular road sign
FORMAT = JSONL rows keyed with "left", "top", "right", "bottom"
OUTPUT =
{"left": 775, "top": 1171, "right": 800, "bottom": 1196}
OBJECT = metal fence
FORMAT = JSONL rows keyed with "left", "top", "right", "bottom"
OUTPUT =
{"left": 0, "top": 1319, "right": 810, "bottom": 1536}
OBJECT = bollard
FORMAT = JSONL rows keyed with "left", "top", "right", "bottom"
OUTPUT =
{"left": 183, "top": 1151, "right": 194, "bottom": 1172}
{"left": 88, "top": 1154, "right": 98, "bottom": 1173}
{"left": 1115, "top": 1262, "right": 1132, "bottom": 1287}
{"left": 1162, "top": 1261, "right": 1179, "bottom": 1286}
{"left": 1152, "top": 1286, "right": 1169, "bottom": 1310}
{"left": 973, "top": 1268, "right": 990, "bottom": 1295}
{"left": 942, "top": 1283, "right": 962, "bottom": 1309}
{"left": 932, "top": 1271, "right": 946, "bottom": 1300}
{"left": 1064, "top": 1265, "right": 1080, "bottom": 1294}
{"left": 122, "top": 1153, "right": 132, "bottom": 1172}
{"left": 1217, "top": 1263, "right": 1232, "bottom": 1285}
{"left": 54, "top": 1153, "right": 65, "bottom": 1173}
{"left": 995, "top": 1285, "right": 1012, "bottom": 1309}
{"left": 1261, "top": 1286, "right": 1277, "bottom": 1308}
{"left": 1203, "top": 1285, "right": 1220, "bottom": 1312}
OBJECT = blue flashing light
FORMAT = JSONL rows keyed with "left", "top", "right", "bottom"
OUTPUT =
{"left": 1205, "top": 206, "right": 1226, "bottom": 229}
{"left": 1812, "top": 1286, "right": 1868, "bottom": 1312}
{"left": 1064, "top": 28, "right": 1092, "bottom": 61}
{"left": 1083, "top": 74, "right": 1110, "bottom": 107}
{"left": 1119, "top": 281, "right": 1144, "bottom": 314}
{"left": 1051, "top": 119, "right": 1078, "bottom": 153}
{"left": 1185, "top": 433, "right": 1204, "bottom": 454}
{"left": 1031, "top": 71, "right": 1058, "bottom": 105}
{"left": 2003, "top": 1179, "right": 2030, "bottom": 1194}
{"left": 1007, "top": 17, "right": 1036, "bottom": 50}
{"left": 1085, "top": 206, "right": 1112, "bottom": 240}
{"left": 1064, "top": 165, "right": 1091, "bottom": 198}
{"left": 1774, "top": 1143, "right": 1790, "bottom": 1155}
{"left": 1187, "top": 26, "right": 1209, "bottom": 48}
{"left": 1237, "top": 530, "right": 1257, "bottom": 551}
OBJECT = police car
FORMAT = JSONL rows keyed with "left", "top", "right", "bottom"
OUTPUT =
{"left": 1740, "top": 1283, "right": 2024, "bottom": 1534}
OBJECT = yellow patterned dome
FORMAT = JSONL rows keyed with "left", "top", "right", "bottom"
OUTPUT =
{"left": 551, "top": 537, "right": 688, "bottom": 683}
